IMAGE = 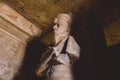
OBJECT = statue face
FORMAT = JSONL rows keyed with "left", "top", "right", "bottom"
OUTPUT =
{"left": 53, "top": 17, "right": 69, "bottom": 35}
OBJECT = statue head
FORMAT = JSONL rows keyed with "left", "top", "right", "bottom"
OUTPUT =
{"left": 53, "top": 13, "right": 72, "bottom": 35}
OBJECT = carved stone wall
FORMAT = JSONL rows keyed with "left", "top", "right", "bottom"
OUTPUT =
{"left": 0, "top": 29, "right": 25, "bottom": 80}
{"left": 0, "top": 2, "right": 41, "bottom": 80}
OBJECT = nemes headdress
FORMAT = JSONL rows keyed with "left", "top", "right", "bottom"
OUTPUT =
{"left": 57, "top": 13, "right": 72, "bottom": 26}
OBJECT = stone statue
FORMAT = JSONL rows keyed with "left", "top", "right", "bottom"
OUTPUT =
{"left": 36, "top": 13, "right": 80, "bottom": 80}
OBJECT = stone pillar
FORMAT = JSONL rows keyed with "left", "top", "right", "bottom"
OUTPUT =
{"left": 0, "top": 2, "right": 41, "bottom": 80}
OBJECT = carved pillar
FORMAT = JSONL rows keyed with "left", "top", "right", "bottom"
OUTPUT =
{"left": 0, "top": 2, "right": 41, "bottom": 80}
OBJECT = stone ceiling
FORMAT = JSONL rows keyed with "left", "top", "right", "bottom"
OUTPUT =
{"left": 2, "top": 0, "right": 97, "bottom": 30}
{"left": 1, "top": 0, "right": 120, "bottom": 46}
{"left": 1, "top": 0, "right": 98, "bottom": 44}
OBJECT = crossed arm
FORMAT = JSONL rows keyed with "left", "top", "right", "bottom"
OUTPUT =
{"left": 50, "top": 36, "right": 80, "bottom": 65}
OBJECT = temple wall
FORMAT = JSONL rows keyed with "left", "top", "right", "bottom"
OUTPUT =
{"left": 0, "top": 2, "right": 41, "bottom": 80}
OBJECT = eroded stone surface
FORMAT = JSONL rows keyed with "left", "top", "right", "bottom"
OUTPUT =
{"left": 0, "top": 2, "right": 42, "bottom": 36}
{"left": 0, "top": 30, "right": 25, "bottom": 80}
{"left": 0, "top": 2, "right": 42, "bottom": 80}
